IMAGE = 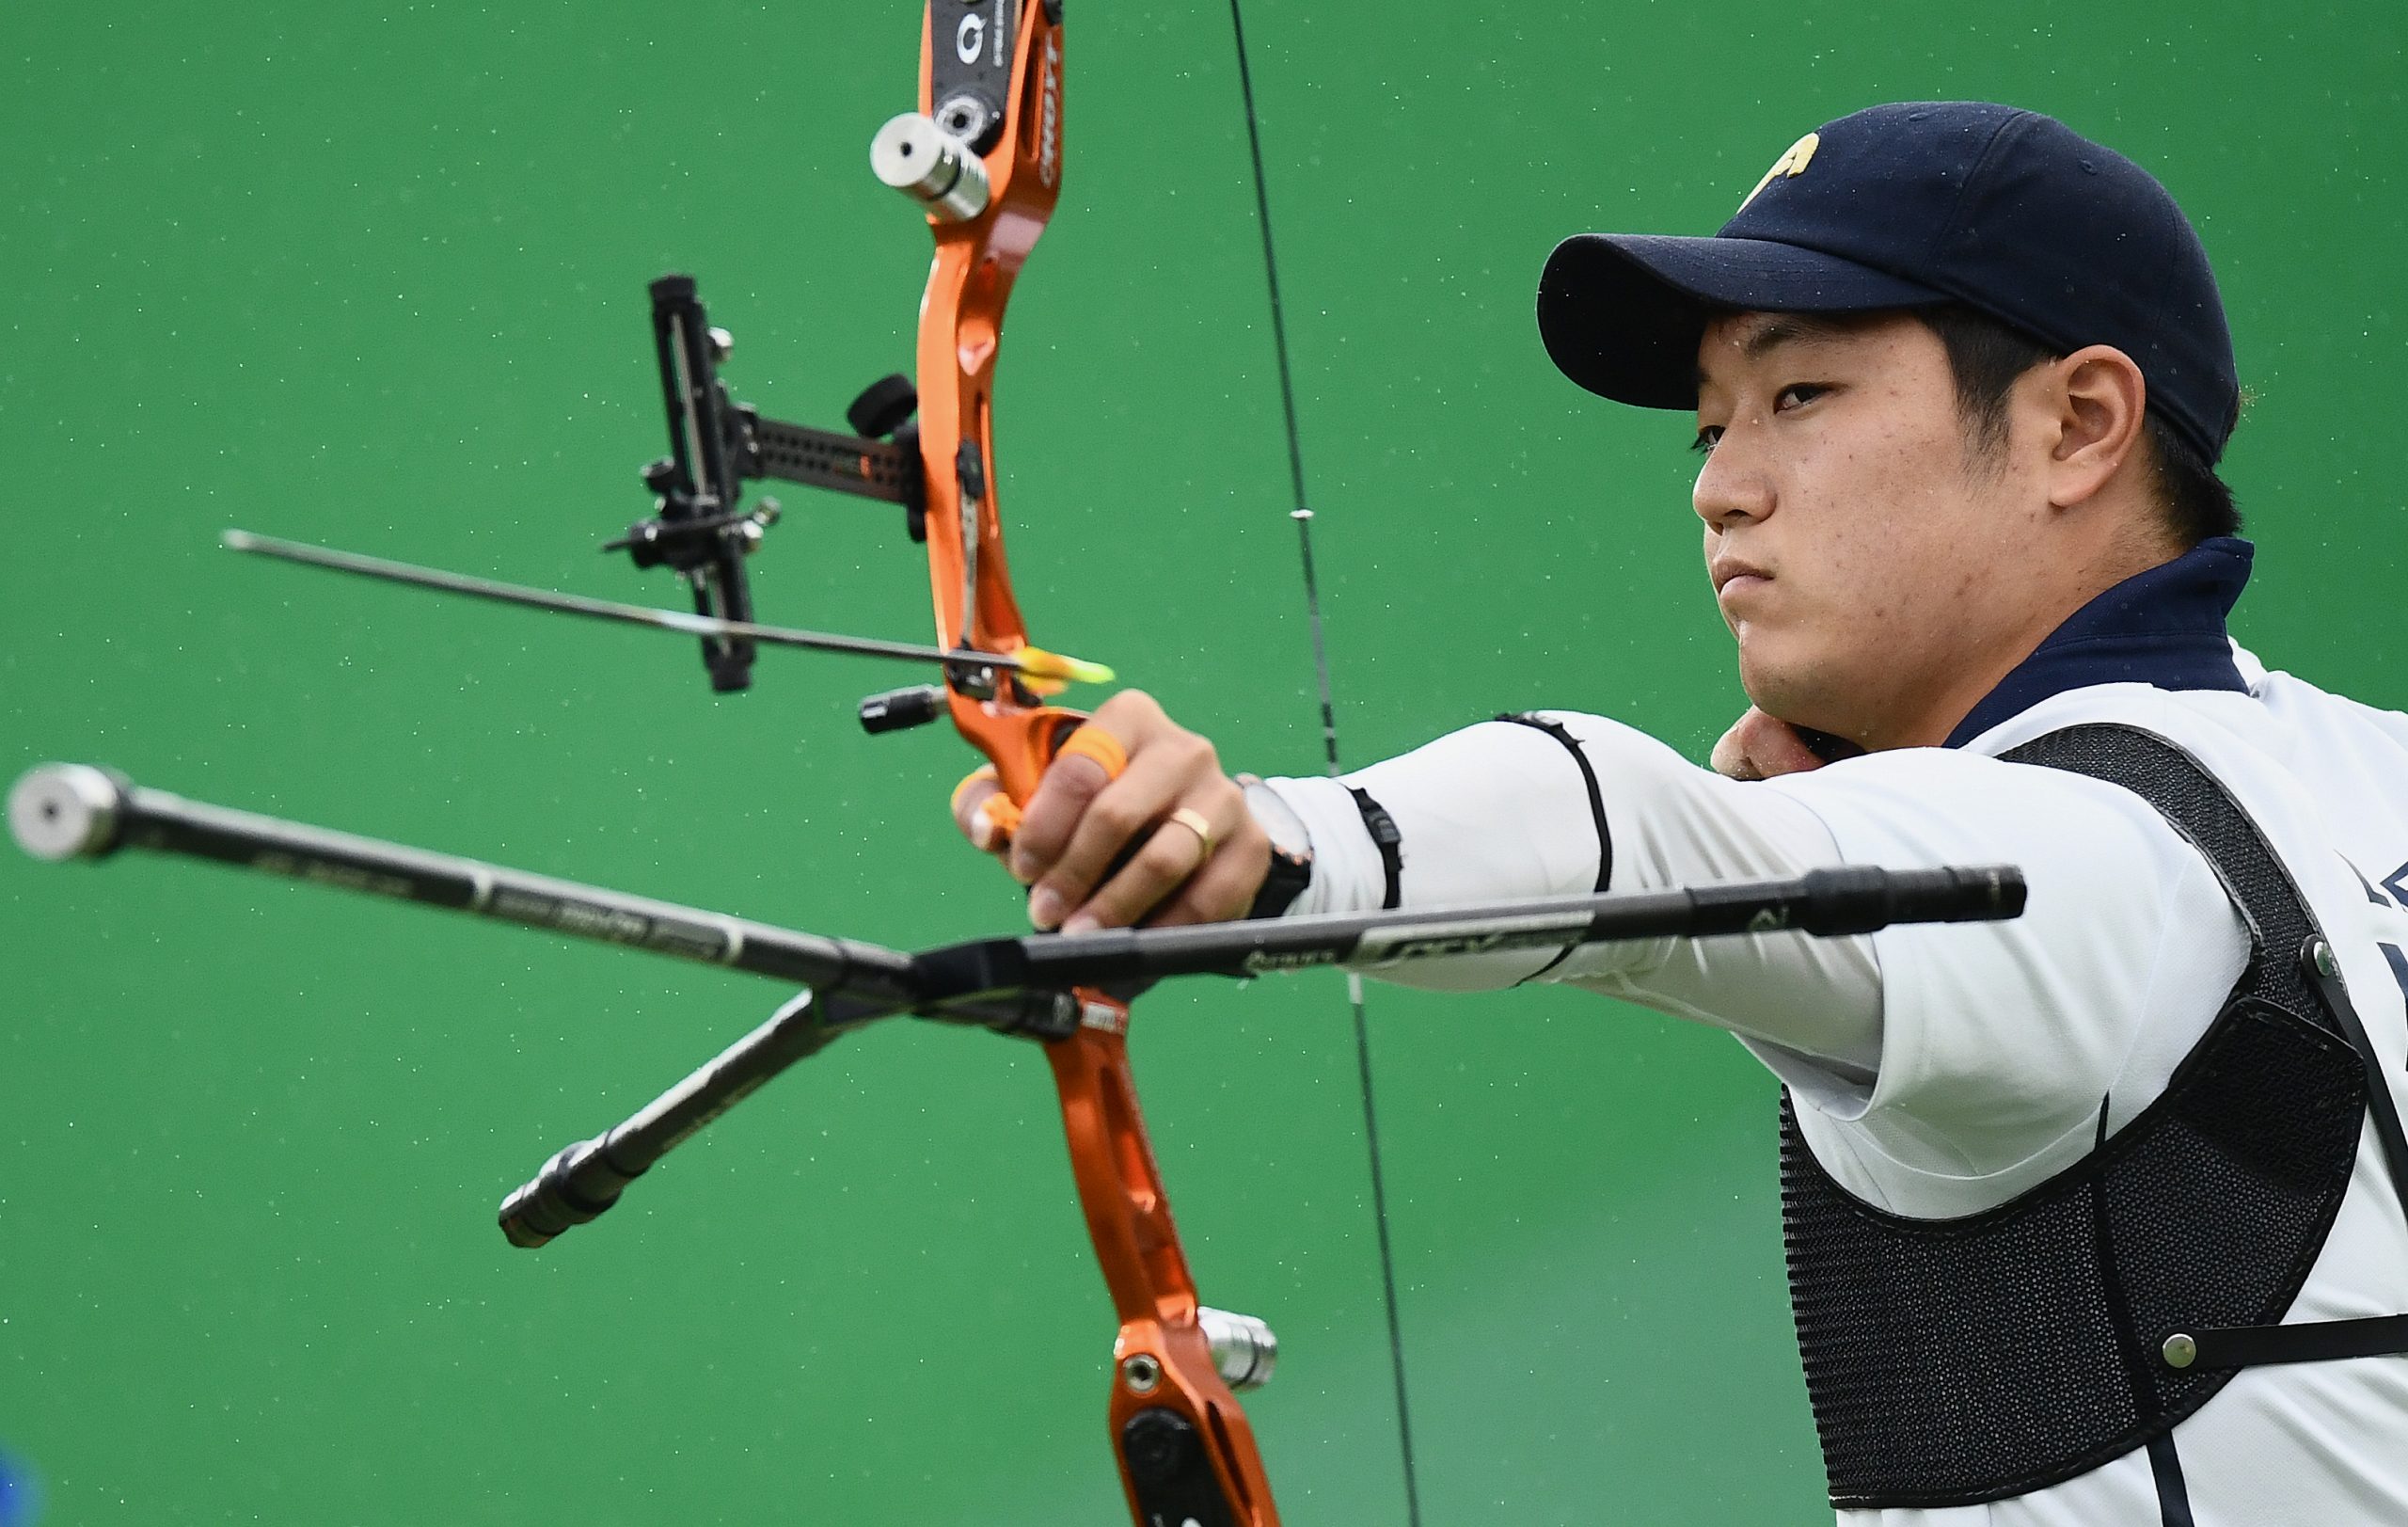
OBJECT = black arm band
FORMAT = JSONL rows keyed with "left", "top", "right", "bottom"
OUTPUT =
{"left": 1494, "top": 713, "right": 1611, "bottom": 983}
{"left": 1493, "top": 713, "right": 1612, "bottom": 893}
{"left": 1347, "top": 786, "right": 1404, "bottom": 911}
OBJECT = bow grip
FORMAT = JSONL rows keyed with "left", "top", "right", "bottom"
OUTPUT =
{"left": 958, "top": 708, "right": 1126, "bottom": 842}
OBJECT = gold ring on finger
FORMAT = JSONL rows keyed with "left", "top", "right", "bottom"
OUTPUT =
{"left": 1166, "top": 806, "right": 1216, "bottom": 862}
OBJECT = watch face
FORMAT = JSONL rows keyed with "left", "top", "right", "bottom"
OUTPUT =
{"left": 1241, "top": 780, "right": 1314, "bottom": 860}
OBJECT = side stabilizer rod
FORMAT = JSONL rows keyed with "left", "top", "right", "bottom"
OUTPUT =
{"left": 500, "top": 988, "right": 856, "bottom": 1248}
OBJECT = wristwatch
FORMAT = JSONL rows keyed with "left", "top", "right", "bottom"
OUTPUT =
{"left": 1237, "top": 774, "right": 1314, "bottom": 921}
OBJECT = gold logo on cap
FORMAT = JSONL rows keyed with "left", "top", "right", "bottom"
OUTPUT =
{"left": 1739, "top": 132, "right": 1820, "bottom": 211}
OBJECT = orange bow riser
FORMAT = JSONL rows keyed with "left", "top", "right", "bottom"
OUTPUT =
{"left": 884, "top": 4, "right": 1282, "bottom": 1521}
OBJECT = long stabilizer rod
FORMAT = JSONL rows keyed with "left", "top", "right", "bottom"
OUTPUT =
{"left": 9, "top": 763, "right": 2025, "bottom": 996}
{"left": 8, "top": 761, "right": 931, "bottom": 999}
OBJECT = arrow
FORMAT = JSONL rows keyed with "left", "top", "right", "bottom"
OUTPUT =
{"left": 221, "top": 529, "right": 1113, "bottom": 690}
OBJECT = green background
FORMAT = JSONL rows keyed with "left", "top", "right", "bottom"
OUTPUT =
{"left": 3, "top": 3, "right": 2401, "bottom": 1522}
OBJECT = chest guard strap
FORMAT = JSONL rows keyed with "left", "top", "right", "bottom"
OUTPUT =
{"left": 1780, "top": 723, "right": 2408, "bottom": 1510}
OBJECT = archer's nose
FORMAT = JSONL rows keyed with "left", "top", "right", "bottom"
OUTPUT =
{"left": 1692, "top": 434, "right": 1776, "bottom": 533}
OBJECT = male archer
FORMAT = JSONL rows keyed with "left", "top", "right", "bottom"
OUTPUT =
{"left": 956, "top": 102, "right": 2408, "bottom": 1522}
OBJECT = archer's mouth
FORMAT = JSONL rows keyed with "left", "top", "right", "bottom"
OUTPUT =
{"left": 1714, "top": 569, "right": 1772, "bottom": 609}
{"left": 1709, "top": 556, "right": 1771, "bottom": 596}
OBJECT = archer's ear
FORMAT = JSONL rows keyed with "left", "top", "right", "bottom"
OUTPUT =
{"left": 2042, "top": 343, "right": 2148, "bottom": 509}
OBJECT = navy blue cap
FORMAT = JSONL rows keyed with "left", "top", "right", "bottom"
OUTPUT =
{"left": 1536, "top": 103, "right": 2240, "bottom": 465}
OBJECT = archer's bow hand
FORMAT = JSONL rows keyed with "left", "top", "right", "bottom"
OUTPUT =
{"left": 953, "top": 691, "right": 1273, "bottom": 933}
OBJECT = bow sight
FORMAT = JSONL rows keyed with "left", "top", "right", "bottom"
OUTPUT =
{"left": 616, "top": 272, "right": 1085, "bottom": 735}
{"left": 618, "top": 274, "right": 927, "bottom": 694}
{"left": 616, "top": 0, "right": 1073, "bottom": 703}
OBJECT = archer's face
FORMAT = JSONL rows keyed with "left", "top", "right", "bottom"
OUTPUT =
{"left": 1691, "top": 310, "right": 2055, "bottom": 748}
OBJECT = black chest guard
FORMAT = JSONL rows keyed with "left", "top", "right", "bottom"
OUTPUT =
{"left": 1779, "top": 724, "right": 2408, "bottom": 1510}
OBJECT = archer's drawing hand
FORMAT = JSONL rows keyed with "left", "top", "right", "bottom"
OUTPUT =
{"left": 1710, "top": 707, "right": 1842, "bottom": 781}
{"left": 953, "top": 690, "right": 1272, "bottom": 933}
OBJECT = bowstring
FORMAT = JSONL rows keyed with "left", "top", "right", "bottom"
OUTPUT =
{"left": 1223, "top": 5, "right": 1424, "bottom": 1521}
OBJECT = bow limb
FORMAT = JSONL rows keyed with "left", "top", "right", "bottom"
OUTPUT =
{"left": 905, "top": 5, "right": 1281, "bottom": 1521}
{"left": 1051, "top": 1014, "right": 1283, "bottom": 1526}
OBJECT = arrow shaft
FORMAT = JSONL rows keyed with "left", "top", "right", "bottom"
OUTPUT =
{"left": 222, "top": 530, "right": 1027, "bottom": 673}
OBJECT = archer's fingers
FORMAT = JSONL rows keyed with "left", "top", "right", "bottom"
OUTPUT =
{"left": 952, "top": 768, "right": 1013, "bottom": 856}
{"left": 1711, "top": 708, "right": 1831, "bottom": 781}
{"left": 1007, "top": 747, "right": 1120, "bottom": 886}
{"left": 1032, "top": 729, "right": 1224, "bottom": 926}
{"left": 1708, "top": 713, "right": 1757, "bottom": 780}
{"left": 1006, "top": 690, "right": 1174, "bottom": 884}
{"left": 1061, "top": 788, "right": 1259, "bottom": 933}
{"left": 1134, "top": 825, "right": 1274, "bottom": 931}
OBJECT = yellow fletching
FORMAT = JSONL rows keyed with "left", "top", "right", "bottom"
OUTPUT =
{"left": 1012, "top": 644, "right": 1115, "bottom": 691}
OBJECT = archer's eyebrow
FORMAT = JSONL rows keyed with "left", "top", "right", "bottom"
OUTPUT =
{"left": 1696, "top": 314, "right": 1850, "bottom": 389}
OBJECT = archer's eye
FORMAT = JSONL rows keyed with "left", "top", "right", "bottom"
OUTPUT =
{"left": 1774, "top": 383, "right": 1830, "bottom": 411}
{"left": 1690, "top": 425, "right": 1724, "bottom": 456}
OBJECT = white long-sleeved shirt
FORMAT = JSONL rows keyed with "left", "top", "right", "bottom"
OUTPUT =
{"left": 1260, "top": 657, "right": 2408, "bottom": 1525}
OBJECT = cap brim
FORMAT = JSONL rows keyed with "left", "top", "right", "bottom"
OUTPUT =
{"left": 1536, "top": 233, "right": 1948, "bottom": 409}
